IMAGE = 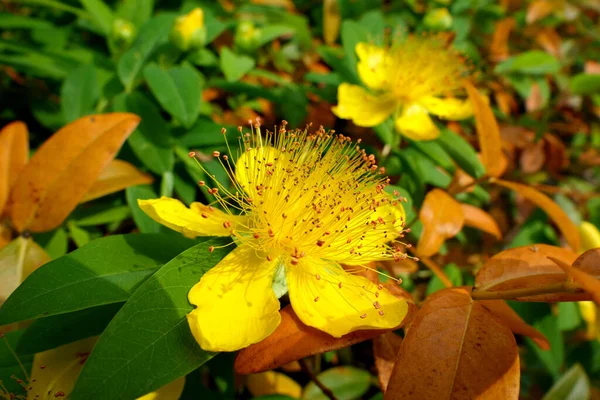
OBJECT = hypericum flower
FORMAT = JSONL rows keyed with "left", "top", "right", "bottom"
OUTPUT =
{"left": 139, "top": 123, "right": 410, "bottom": 352}
{"left": 332, "top": 34, "right": 472, "bottom": 141}
{"left": 170, "top": 8, "right": 206, "bottom": 51}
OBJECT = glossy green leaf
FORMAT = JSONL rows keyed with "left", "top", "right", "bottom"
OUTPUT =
{"left": 220, "top": 47, "right": 255, "bottom": 82}
{"left": 0, "top": 330, "right": 33, "bottom": 397}
{"left": 71, "top": 238, "right": 233, "bottom": 400}
{"left": 542, "top": 364, "right": 590, "bottom": 400}
{"left": 570, "top": 73, "right": 600, "bottom": 96}
{"left": 303, "top": 367, "right": 371, "bottom": 400}
{"left": 80, "top": 0, "right": 115, "bottom": 35}
{"left": 340, "top": 20, "right": 365, "bottom": 83}
{"left": 495, "top": 51, "right": 561, "bottom": 75}
{"left": 528, "top": 313, "right": 564, "bottom": 380}
{"left": 144, "top": 63, "right": 203, "bottom": 128}
{"left": 0, "top": 234, "right": 195, "bottom": 325}
{"left": 558, "top": 302, "right": 582, "bottom": 332}
{"left": 115, "top": 0, "right": 154, "bottom": 28}
{"left": 126, "top": 185, "right": 163, "bottom": 233}
{"left": 437, "top": 128, "right": 486, "bottom": 179}
{"left": 34, "top": 227, "right": 69, "bottom": 259}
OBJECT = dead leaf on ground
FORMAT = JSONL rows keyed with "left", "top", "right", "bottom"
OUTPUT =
{"left": 526, "top": 0, "right": 558, "bottom": 24}
{"left": 479, "top": 299, "right": 549, "bottom": 350}
{"left": 489, "top": 17, "right": 515, "bottom": 62}
{"left": 526, "top": 82, "right": 544, "bottom": 113}
{"left": 81, "top": 159, "right": 153, "bottom": 203}
{"left": 460, "top": 204, "right": 502, "bottom": 240}
{"left": 417, "top": 189, "right": 464, "bottom": 257}
{"left": 9, "top": 113, "right": 140, "bottom": 233}
{"left": 465, "top": 81, "right": 507, "bottom": 178}
{"left": 536, "top": 28, "right": 562, "bottom": 59}
{"left": 385, "top": 288, "right": 520, "bottom": 399}
{"left": 492, "top": 179, "right": 581, "bottom": 250}
{"left": 520, "top": 140, "right": 546, "bottom": 174}
{"left": 373, "top": 332, "right": 403, "bottom": 392}
{"left": 234, "top": 302, "right": 413, "bottom": 375}
{"left": 0, "top": 121, "right": 28, "bottom": 216}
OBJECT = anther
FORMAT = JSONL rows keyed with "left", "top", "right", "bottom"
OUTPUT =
{"left": 291, "top": 257, "right": 299, "bottom": 265}
{"left": 378, "top": 284, "right": 383, "bottom": 290}
{"left": 360, "top": 314, "right": 367, "bottom": 319}
{"left": 314, "top": 296, "right": 319, "bottom": 302}
{"left": 208, "top": 246, "right": 215, "bottom": 253}
{"left": 373, "top": 301, "right": 381, "bottom": 309}
{"left": 316, "top": 240, "right": 325, "bottom": 247}
{"left": 223, "top": 155, "right": 228, "bottom": 161}
{"left": 198, "top": 180, "right": 205, "bottom": 186}
{"left": 338, "top": 282, "right": 343, "bottom": 288}
{"left": 316, "top": 274, "right": 321, "bottom": 280}
{"left": 379, "top": 310, "right": 385, "bottom": 316}
{"left": 213, "top": 151, "right": 220, "bottom": 157}
{"left": 201, "top": 213, "right": 208, "bottom": 218}
{"left": 253, "top": 233, "right": 260, "bottom": 239}
{"left": 188, "top": 151, "right": 196, "bottom": 158}
{"left": 223, "top": 221, "right": 232, "bottom": 229}
{"left": 267, "top": 255, "right": 273, "bottom": 261}
{"left": 221, "top": 127, "right": 227, "bottom": 134}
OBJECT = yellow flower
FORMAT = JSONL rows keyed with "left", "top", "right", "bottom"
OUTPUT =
{"left": 170, "top": 8, "right": 206, "bottom": 51}
{"left": 139, "top": 124, "right": 410, "bottom": 352}
{"left": 332, "top": 34, "right": 472, "bottom": 141}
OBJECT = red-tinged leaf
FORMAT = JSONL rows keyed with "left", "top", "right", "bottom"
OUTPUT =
{"left": 417, "top": 189, "right": 464, "bottom": 257}
{"left": 9, "top": 113, "right": 140, "bottom": 233}
{"left": 81, "top": 159, "right": 153, "bottom": 203}
{"left": 492, "top": 179, "right": 581, "bottom": 250}
{"left": 234, "top": 304, "right": 412, "bottom": 375}
{"left": 385, "top": 288, "right": 520, "bottom": 399}
{"left": 0, "top": 121, "right": 28, "bottom": 216}
{"left": 475, "top": 245, "right": 579, "bottom": 293}
{"left": 479, "top": 299, "right": 550, "bottom": 350}
{"left": 373, "top": 332, "right": 402, "bottom": 392}
{"left": 461, "top": 204, "right": 502, "bottom": 240}
{"left": 465, "top": 81, "right": 506, "bottom": 178}
{"left": 549, "top": 256, "right": 600, "bottom": 304}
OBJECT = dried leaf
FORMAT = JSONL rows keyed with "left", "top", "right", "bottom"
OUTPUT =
{"left": 479, "top": 299, "right": 550, "bottom": 350}
{"left": 526, "top": 0, "right": 557, "bottom": 24}
{"left": 492, "top": 179, "right": 581, "bottom": 250}
{"left": 0, "top": 121, "right": 28, "bottom": 216}
{"left": 460, "top": 204, "right": 502, "bottom": 240}
{"left": 234, "top": 304, "right": 411, "bottom": 375}
{"left": 385, "top": 288, "right": 520, "bottom": 399}
{"left": 474, "top": 244, "right": 579, "bottom": 293}
{"left": 520, "top": 141, "right": 546, "bottom": 174}
{"left": 246, "top": 371, "right": 302, "bottom": 399}
{"left": 81, "top": 159, "right": 153, "bottom": 203}
{"left": 323, "top": 0, "right": 341, "bottom": 45}
{"left": 544, "top": 133, "right": 569, "bottom": 176}
{"left": 417, "top": 189, "right": 464, "bottom": 257}
{"left": 536, "top": 28, "right": 562, "bottom": 59}
{"left": 489, "top": 18, "right": 515, "bottom": 62}
{"left": 465, "top": 81, "right": 506, "bottom": 178}
{"left": 549, "top": 256, "right": 600, "bottom": 304}
{"left": 526, "top": 82, "right": 544, "bottom": 113}
{"left": 9, "top": 113, "right": 140, "bottom": 233}
{"left": 373, "top": 332, "right": 402, "bottom": 392}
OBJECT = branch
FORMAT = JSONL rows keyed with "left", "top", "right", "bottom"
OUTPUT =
{"left": 470, "top": 281, "right": 583, "bottom": 301}
{"left": 299, "top": 358, "right": 338, "bottom": 400}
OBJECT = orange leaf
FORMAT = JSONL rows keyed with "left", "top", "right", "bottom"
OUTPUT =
{"left": 460, "top": 203, "right": 502, "bottom": 240}
{"left": 0, "top": 121, "right": 28, "bottom": 216}
{"left": 373, "top": 332, "right": 402, "bottom": 392}
{"left": 489, "top": 17, "right": 515, "bottom": 62}
{"left": 479, "top": 299, "right": 549, "bottom": 350}
{"left": 81, "top": 159, "right": 153, "bottom": 203}
{"left": 234, "top": 304, "right": 412, "bottom": 375}
{"left": 0, "top": 224, "right": 11, "bottom": 250}
{"left": 9, "top": 113, "right": 140, "bottom": 233}
{"left": 492, "top": 179, "right": 581, "bottom": 250}
{"left": 526, "top": 0, "right": 557, "bottom": 24}
{"left": 465, "top": 81, "right": 506, "bottom": 178}
{"left": 385, "top": 288, "right": 520, "bottom": 399}
{"left": 550, "top": 252, "right": 600, "bottom": 304}
{"left": 417, "top": 189, "right": 464, "bottom": 257}
{"left": 525, "top": 82, "right": 544, "bottom": 113}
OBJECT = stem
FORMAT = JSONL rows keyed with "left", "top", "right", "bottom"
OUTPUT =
{"left": 448, "top": 175, "right": 490, "bottom": 196}
{"left": 10, "top": 0, "right": 91, "bottom": 19}
{"left": 412, "top": 250, "right": 453, "bottom": 288}
{"left": 471, "top": 281, "right": 582, "bottom": 301}
{"left": 299, "top": 358, "right": 338, "bottom": 400}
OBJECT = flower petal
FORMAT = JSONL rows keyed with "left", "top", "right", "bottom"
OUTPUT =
{"left": 137, "top": 378, "right": 185, "bottom": 400}
{"left": 187, "top": 244, "right": 282, "bottom": 351}
{"left": 332, "top": 83, "right": 397, "bottom": 127}
{"left": 138, "top": 197, "right": 244, "bottom": 238}
{"left": 286, "top": 257, "right": 408, "bottom": 338}
{"left": 235, "top": 146, "right": 286, "bottom": 200}
{"left": 356, "top": 42, "right": 394, "bottom": 91}
{"left": 419, "top": 96, "right": 473, "bottom": 120}
{"left": 394, "top": 103, "right": 440, "bottom": 141}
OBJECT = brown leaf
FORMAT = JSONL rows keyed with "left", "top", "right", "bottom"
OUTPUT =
{"left": 9, "top": 113, "right": 140, "bottom": 233}
{"left": 417, "top": 189, "right": 464, "bottom": 257}
{"left": 479, "top": 299, "right": 550, "bottom": 350}
{"left": 526, "top": 82, "right": 544, "bottom": 113}
{"left": 493, "top": 180, "right": 581, "bottom": 250}
{"left": 544, "top": 133, "right": 569, "bottom": 175}
{"left": 81, "top": 159, "right": 153, "bottom": 203}
{"left": 536, "top": 28, "right": 562, "bottom": 59}
{"left": 585, "top": 61, "right": 600, "bottom": 75}
{"left": 550, "top": 252, "right": 600, "bottom": 304}
{"left": 489, "top": 17, "right": 515, "bottom": 62}
{"left": 0, "top": 224, "right": 11, "bottom": 250}
{"left": 475, "top": 245, "right": 579, "bottom": 292}
{"left": 373, "top": 332, "right": 403, "bottom": 392}
{"left": 526, "top": 0, "right": 558, "bottom": 24}
{"left": 0, "top": 121, "right": 29, "bottom": 216}
{"left": 234, "top": 304, "right": 412, "bottom": 375}
{"left": 460, "top": 204, "right": 502, "bottom": 240}
{"left": 385, "top": 288, "right": 520, "bottom": 399}
{"left": 465, "top": 82, "right": 507, "bottom": 178}
{"left": 519, "top": 140, "right": 546, "bottom": 174}
{"left": 447, "top": 168, "right": 476, "bottom": 195}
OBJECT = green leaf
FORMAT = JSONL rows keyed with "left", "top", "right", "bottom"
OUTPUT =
{"left": 557, "top": 302, "right": 582, "bottom": 331}
{"left": 495, "top": 50, "right": 561, "bottom": 75}
{"left": 71, "top": 238, "right": 233, "bottom": 400}
{"left": 80, "top": 0, "right": 115, "bottom": 35}
{"left": 144, "top": 63, "right": 203, "bottom": 128}
{"left": 16, "top": 303, "right": 122, "bottom": 355}
{"left": 74, "top": 205, "right": 131, "bottom": 227}
{"left": 409, "top": 139, "right": 456, "bottom": 173}
{"left": 426, "top": 264, "right": 463, "bottom": 295}
{"left": 113, "top": 92, "right": 174, "bottom": 174}
{"left": 528, "top": 312, "right": 564, "bottom": 380}
{"left": 256, "top": 25, "right": 293, "bottom": 47}
{"left": 303, "top": 367, "right": 371, "bottom": 400}
{"left": 0, "top": 14, "right": 53, "bottom": 29}
{"left": 0, "top": 234, "right": 195, "bottom": 325}
{"left": 340, "top": 20, "right": 366, "bottom": 83}
{"left": 126, "top": 185, "right": 163, "bottom": 233}
{"left": 34, "top": 228, "right": 68, "bottom": 259}
{"left": 220, "top": 47, "right": 255, "bottom": 82}
{"left": 115, "top": 0, "right": 154, "bottom": 28}
{"left": 570, "top": 73, "right": 600, "bottom": 96}
{"left": 0, "top": 330, "right": 34, "bottom": 397}
{"left": 117, "top": 14, "right": 176, "bottom": 89}
{"left": 59, "top": 63, "right": 99, "bottom": 123}
{"left": 543, "top": 364, "right": 591, "bottom": 400}
{"left": 68, "top": 221, "right": 91, "bottom": 248}
{"left": 437, "top": 128, "right": 485, "bottom": 179}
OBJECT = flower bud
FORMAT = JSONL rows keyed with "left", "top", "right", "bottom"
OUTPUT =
{"left": 423, "top": 8, "right": 453, "bottom": 31}
{"left": 170, "top": 8, "right": 207, "bottom": 52}
{"left": 234, "top": 20, "right": 261, "bottom": 52}
{"left": 111, "top": 18, "right": 136, "bottom": 46}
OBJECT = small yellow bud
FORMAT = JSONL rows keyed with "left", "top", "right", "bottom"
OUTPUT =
{"left": 170, "top": 8, "right": 207, "bottom": 52}
{"left": 111, "top": 18, "right": 136, "bottom": 46}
